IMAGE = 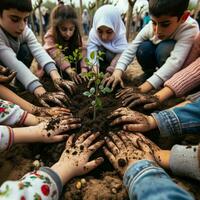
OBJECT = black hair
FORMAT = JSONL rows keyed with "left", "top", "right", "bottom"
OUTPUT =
{"left": 0, "top": 0, "right": 32, "bottom": 15}
{"left": 149, "top": 0, "right": 189, "bottom": 19}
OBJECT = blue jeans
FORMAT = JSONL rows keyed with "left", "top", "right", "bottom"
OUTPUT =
{"left": 152, "top": 99, "right": 200, "bottom": 137}
{"left": 136, "top": 40, "right": 175, "bottom": 78}
{"left": 124, "top": 160, "right": 194, "bottom": 200}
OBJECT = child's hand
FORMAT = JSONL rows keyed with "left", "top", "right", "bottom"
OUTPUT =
{"left": 108, "top": 107, "right": 157, "bottom": 132}
{"left": 115, "top": 87, "right": 140, "bottom": 99}
{"left": 102, "top": 69, "right": 124, "bottom": 91}
{"left": 118, "top": 91, "right": 160, "bottom": 110}
{"left": 38, "top": 115, "right": 81, "bottom": 142}
{"left": 103, "top": 131, "right": 155, "bottom": 176}
{"left": 0, "top": 65, "right": 17, "bottom": 84}
{"left": 37, "top": 91, "right": 71, "bottom": 108}
{"left": 51, "top": 131, "right": 104, "bottom": 185}
{"left": 66, "top": 68, "right": 83, "bottom": 84}
{"left": 33, "top": 106, "right": 71, "bottom": 117}
{"left": 53, "top": 78, "right": 76, "bottom": 95}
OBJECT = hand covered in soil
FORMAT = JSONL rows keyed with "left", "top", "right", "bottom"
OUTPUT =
{"left": 36, "top": 91, "right": 71, "bottom": 108}
{"left": 101, "top": 69, "right": 124, "bottom": 91}
{"left": 33, "top": 106, "right": 71, "bottom": 117}
{"left": 66, "top": 68, "right": 83, "bottom": 85}
{"left": 53, "top": 78, "right": 76, "bottom": 95}
{"left": 0, "top": 65, "right": 17, "bottom": 84}
{"left": 115, "top": 87, "right": 140, "bottom": 99}
{"left": 51, "top": 131, "right": 104, "bottom": 184}
{"left": 108, "top": 107, "right": 157, "bottom": 132}
{"left": 38, "top": 115, "right": 81, "bottom": 142}
{"left": 103, "top": 131, "right": 155, "bottom": 176}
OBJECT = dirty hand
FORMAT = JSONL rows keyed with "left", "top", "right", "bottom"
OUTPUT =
{"left": 0, "top": 65, "right": 17, "bottom": 84}
{"left": 53, "top": 78, "right": 76, "bottom": 95}
{"left": 37, "top": 91, "right": 71, "bottom": 108}
{"left": 101, "top": 69, "right": 124, "bottom": 91}
{"left": 108, "top": 107, "right": 156, "bottom": 132}
{"left": 38, "top": 115, "right": 81, "bottom": 142}
{"left": 103, "top": 131, "right": 155, "bottom": 176}
{"left": 120, "top": 92, "right": 160, "bottom": 110}
{"left": 33, "top": 106, "right": 72, "bottom": 117}
{"left": 66, "top": 68, "right": 83, "bottom": 85}
{"left": 115, "top": 87, "right": 140, "bottom": 99}
{"left": 51, "top": 131, "right": 104, "bottom": 184}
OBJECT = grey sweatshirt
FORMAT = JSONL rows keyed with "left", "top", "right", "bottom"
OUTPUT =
{"left": 0, "top": 26, "right": 57, "bottom": 93}
{"left": 116, "top": 17, "right": 199, "bottom": 89}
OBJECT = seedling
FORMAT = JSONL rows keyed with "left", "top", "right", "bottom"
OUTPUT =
{"left": 83, "top": 51, "right": 112, "bottom": 120}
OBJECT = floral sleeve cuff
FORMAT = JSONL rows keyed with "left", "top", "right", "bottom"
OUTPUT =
{"left": 0, "top": 126, "right": 14, "bottom": 151}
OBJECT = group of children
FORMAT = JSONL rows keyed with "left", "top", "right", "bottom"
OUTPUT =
{"left": 0, "top": 0, "right": 200, "bottom": 199}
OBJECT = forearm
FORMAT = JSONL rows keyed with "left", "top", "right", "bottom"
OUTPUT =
{"left": 49, "top": 69, "right": 61, "bottom": 81}
{"left": 124, "top": 160, "right": 194, "bottom": 200}
{"left": 154, "top": 86, "right": 175, "bottom": 102}
{"left": 0, "top": 84, "right": 35, "bottom": 113}
{"left": 138, "top": 81, "right": 153, "bottom": 93}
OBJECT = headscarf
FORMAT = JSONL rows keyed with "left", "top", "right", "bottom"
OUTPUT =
{"left": 88, "top": 4, "right": 127, "bottom": 55}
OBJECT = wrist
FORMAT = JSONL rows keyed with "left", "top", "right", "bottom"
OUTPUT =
{"left": 23, "top": 113, "right": 40, "bottom": 126}
{"left": 51, "top": 162, "right": 73, "bottom": 185}
{"left": 50, "top": 70, "right": 61, "bottom": 81}
{"left": 147, "top": 116, "right": 157, "bottom": 130}
{"left": 139, "top": 82, "right": 153, "bottom": 93}
{"left": 155, "top": 150, "right": 170, "bottom": 169}
{"left": 34, "top": 86, "right": 46, "bottom": 97}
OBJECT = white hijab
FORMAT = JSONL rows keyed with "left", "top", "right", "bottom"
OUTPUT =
{"left": 88, "top": 4, "right": 127, "bottom": 55}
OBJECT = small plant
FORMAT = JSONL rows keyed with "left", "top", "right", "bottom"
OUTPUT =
{"left": 66, "top": 48, "right": 83, "bottom": 73}
{"left": 83, "top": 51, "right": 112, "bottom": 120}
{"left": 55, "top": 44, "right": 68, "bottom": 78}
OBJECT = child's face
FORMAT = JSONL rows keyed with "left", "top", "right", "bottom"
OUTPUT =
{"left": 151, "top": 15, "right": 183, "bottom": 40}
{"left": 97, "top": 26, "right": 115, "bottom": 43}
{"left": 59, "top": 20, "right": 75, "bottom": 41}
{"left": 0, "top": 9, "right": 30, "bottom": 38}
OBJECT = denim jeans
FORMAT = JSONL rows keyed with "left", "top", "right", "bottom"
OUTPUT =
{"left": 124, "top": 160, "right": 194, "bottom": 200}
{"left": 136, "top": 40, "right": 176, "bottom": 78}
{"left": 152, "top": 99, "right": 200, "bottom": 137}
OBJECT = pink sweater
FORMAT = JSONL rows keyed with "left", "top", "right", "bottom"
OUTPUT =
{"left": 44, "top": 29, "right": 87, "bottom": 71}
{"left": 164, "top": 33, "right": 200, "bottom": 97}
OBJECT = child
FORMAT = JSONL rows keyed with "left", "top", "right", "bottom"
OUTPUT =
{"left": 0, "top": 0, "right": 75, "bottom": 107}
{"left": 44, "top": 5, "right": 87, "bottom": 85}
{"left": 104, "top": 132, "right": 195, "bottom": 200}
{"left": 0, "top": 132, "right": 104, "bottom": 200}
{"left": 87, "top": 4, "right": 128, "bottom": 76}
{"left": 104, "top": 0, "right": 199, "bottom": 91}
{"left": 117, "top": 32, "right": 200, "bottom": 110}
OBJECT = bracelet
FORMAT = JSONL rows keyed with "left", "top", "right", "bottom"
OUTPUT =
{"left": 6, "top": 127, "right": 14, "bottom": 150}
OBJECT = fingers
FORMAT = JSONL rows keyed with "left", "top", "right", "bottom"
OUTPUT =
{"left": 144, "top": 102, "right": 158, "bottom": 110}
{"left": 116, "top": 87, "right": 132, "bottom": 99}
{"left": 6, "top": 71, "right": 17, "bottom": 83}
{"left": 54, "top": 83, "right": 65, "bottom": 93}
{"left": 82, "top": 132, "right": 100, "bottom": 147}
{"left": 103, "top": 146, "right": 116, "bottom": 166}
{"left": 88, "top": 140, "right": 104, "bottom": 154}
{"left": 39, "top": 99, "right": 50, "bottom": 107}
{"left": 87, "top": 78, "right": 94, "bottom": 88}
{"left": 110, "top": 116, "right": 135, "bottom": 126}
{"left": 137, "top": 139, "right": 152, "bottom": 153}
{"left": 83, "top": 157, "right": 104, "bottom": 173}
{"left": 50, "top": 134, "right": 69, "bottom": 143}
{"left": 108, "top": 107, "right": 128, "bottom": 119}
{"left": 108, "top": 132, "right": 125, "bottom": 149}
{"left": 117, "top": 132, "right": 133, "bottom": 149}
{"left": 104, "top": 137, "right": 120, "bottom": 156}
{"left": 123, "top": 124, "right": 147, "bottom": 132}
{"left": 66, "top": 134, "right": 75, "bottom": 147}
{"left": 76, "top": 131, "right": 92, "bottom": 144}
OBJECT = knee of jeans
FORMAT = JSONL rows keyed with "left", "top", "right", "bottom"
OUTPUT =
{"left": 156, "top": 40, "right": 176, "bottom": 66}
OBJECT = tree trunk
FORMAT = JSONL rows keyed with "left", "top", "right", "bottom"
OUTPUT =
{"left": 125, "top": 3, "right": 133, "bottom": 40}
{"left": 194, "top": 0, "right": 200, "bottom": 19}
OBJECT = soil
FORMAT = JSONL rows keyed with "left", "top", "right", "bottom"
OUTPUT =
{"left": 1, "top": 65, "right": 200, "bottom": 199}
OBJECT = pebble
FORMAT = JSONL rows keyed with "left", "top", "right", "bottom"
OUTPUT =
{"left": 111, "top": 188, "right": 117, "bottom": 194}
{"left": 76, "top": 181, "right": 82, "bottom": 189}
{"left": 80, "top": 178, "right": 86, "bottom": 185}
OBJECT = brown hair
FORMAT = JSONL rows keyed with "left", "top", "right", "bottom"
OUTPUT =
{"left": 49, "top": 5, "right": 82, "bottom": 52}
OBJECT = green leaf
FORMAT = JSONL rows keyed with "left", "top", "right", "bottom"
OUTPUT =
{"left": 104, "top": 86, "right": 112, "bottom": 93}
{"left": 95, "top": 97, "right": 102, "bottom": 108}
{"left": 95, "top": 79, "right": 101, "bottom": 85}
{"left": 83, "top": 91, "right": 91, "bottom": 97}
{"left": 90, "top": 87, "right": 95, "bottom": 94}
{"left": 90, "top": 51, "right": 95, "bottom": 59}
{"left": 99, "top": 85, "right": 104, "bottom": 90}
{"left": 91, "top": 100, "right": 95, "bottom": 106}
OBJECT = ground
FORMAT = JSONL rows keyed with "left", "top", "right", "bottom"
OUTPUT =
{"left": 0, "top": 60, "right": 200, "bottom": 200}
